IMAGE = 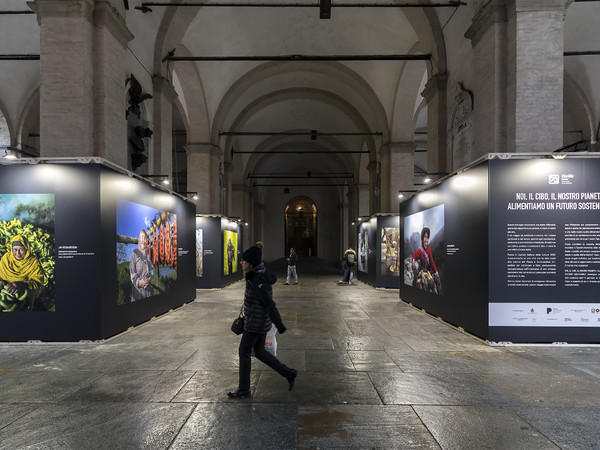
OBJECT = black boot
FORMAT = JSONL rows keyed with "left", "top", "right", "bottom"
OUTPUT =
{"left": 286, "top": 369, "right": 298, "bottom": 391}
{"left": 227, "top": 388, "right": 250, "bottom": 399}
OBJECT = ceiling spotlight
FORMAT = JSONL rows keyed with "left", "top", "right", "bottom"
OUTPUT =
{"left": 424, "top": 176, "right": 432, "bottom": 183}
{"left": 141, "top": 174, "right": 169, "bottom": 186}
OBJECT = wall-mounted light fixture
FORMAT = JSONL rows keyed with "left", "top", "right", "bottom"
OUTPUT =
{"left": 415, "top": 172, "right": 449, "bottom": 186}
{"left": 141, "top": 174, "right": 169, "bottom": 185}
{"left": 184, "top": 191, "right": 199, "bottom": 200}
{"left": 2, "top": 149, "right": 18, "bottom": 160}
{"left": 398, "top": 190, "right": 417, "bottom": 199}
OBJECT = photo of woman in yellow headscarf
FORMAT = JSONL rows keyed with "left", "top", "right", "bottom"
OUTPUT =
{"left": 0, "top": 235, "right": 45, "bottom": 312}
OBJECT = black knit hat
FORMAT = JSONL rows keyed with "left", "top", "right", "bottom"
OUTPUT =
{"left": 241, "top": 245, "right": 262, "bottom": 267}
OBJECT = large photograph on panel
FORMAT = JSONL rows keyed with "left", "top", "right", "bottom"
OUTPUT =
{"left": 381, "top": 227, "right": 399, "bottom": 276}
{"left": 196, "top": 228, "right": 203, "bottom": 277}
{"left": 0, "top": 194, "right": 55, "bottom": 312}
{"left": 489, "top": 158, "right": 600, "bottom": 342}
{"left": 116, "top": 199, "right": 177, "bottom": 305}
{"left": 403, "top": 205, "right": 444, "bottom": 295}
{"left": 358, "top": 227, "right": 369, "bottom": 273}
{"left": 223, "top": 229, "right": 238, "bottom": 275}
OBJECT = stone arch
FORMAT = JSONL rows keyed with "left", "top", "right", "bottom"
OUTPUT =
{"left": 564, "top": 71, "right": 595, "bottom": 144}
{"left": 17, "top": 88, "right": 40, "bottom": 155}
{"left": 171, "top": 45, "right": 210, "bottom": 142}
{"left": 212, "top": 61, "right": 390, "bottom": 147}
{"left": 0, "top": 107, "right": 11, "bottom": 148}
{"left": 390, "top": 46, "right": 429, "bottom": 142}
{"left": 221, "top": 87, "right": 381, "bottom": 165}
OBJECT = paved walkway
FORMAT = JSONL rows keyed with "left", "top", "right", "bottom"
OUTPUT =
{"left": 1, "top": 272, "right": 600, "bottom": 449}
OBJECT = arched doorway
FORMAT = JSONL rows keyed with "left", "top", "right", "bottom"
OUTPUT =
{"left": 285, "top": 196, "right": 317, "bottom": 257}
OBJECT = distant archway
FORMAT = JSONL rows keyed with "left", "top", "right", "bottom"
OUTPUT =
{"left": 285, "top": 196, "right": 317, "bottom": 257}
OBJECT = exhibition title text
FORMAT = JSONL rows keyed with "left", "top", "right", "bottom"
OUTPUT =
{"left": 508, "top": 192, "right": 600, "bottom": 210}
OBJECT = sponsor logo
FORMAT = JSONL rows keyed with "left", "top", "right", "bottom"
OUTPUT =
{"left": 591, "top": 308, "right": 600, "bottom": 314}
{"left": 581, "top": 318, "right": 589, "bottom": 323}
{"left": 561, "top": 174, "right": 575, "bottom": 185}
{"left": 549, "top": 174, "right": 559, "bottom": 184}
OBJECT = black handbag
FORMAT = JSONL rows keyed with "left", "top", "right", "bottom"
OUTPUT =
{"left": 231, "top": 303, "right": 244, "bottom": 335}
{"left": 231, "top": 315, "right": 244, "bottom": 335}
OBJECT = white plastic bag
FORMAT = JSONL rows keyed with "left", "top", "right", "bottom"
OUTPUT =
{"left": 264, "top": 324, "right": 278, "bottom": 356}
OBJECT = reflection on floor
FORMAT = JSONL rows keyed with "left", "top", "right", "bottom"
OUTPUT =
{"left": 1, "top": 272, "right": 599, "bottom": 449}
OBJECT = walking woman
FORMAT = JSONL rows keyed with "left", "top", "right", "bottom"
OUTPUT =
{"left": 228, "top": 245, "right": 297, "bottom": 398}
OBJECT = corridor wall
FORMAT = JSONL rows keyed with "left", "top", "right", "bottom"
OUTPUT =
{"left": 400, "top": 155, "right": 600, "bottom": 343}
{"left": 0, "top": 162, "right": 196, "bottom": 341}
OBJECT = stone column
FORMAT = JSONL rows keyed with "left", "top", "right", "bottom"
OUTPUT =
{"left": 366, "top": 161, "right": 379, "bottom": 216}
{"left": 379, "top": 142, "right": 414, "bottom": 214}
{"left": 421, "top": 73, "right": 449, "bottom": 174}
{"left": 346, "top": 184, "right": 357, "bottom": 249}
{"left": 223, "top": 161, "right": 234, "bottom": 215}
{"left": 466, "top": 0, "right": 569, "bottom": 154}
{"left": 152, "top": 76, "right": 178, "bottom": 179}
{"left": 465, "top": 0, "right": 508, "bottom": 156}
{"left": 93, "top": 1, "right": 133, "bottom": 166}
{"left": 231, "top": 183, "right": 253, "bottom": 248}
{"left": 29, "top": 0, "right": 95, "bottom": 157}
{"left": 507, "top": 0, "right": 567, "bottom": 152}
{"left": 186, "top": 143, "right": 222, "bottom": 214}
{"left": 254, "top": 202, "right": 265, "bottom": 247}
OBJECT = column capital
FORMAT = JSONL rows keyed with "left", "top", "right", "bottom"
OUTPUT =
{"left": 379, "top": 142, "right": 414, "bottom": 158}
{"left": 28, "top": 0, "right": 94, "bottom": 25}
{"left": 465, "top": 0, "right": 507, "bottom": 46}
{"left": 153, "top": 76, "right": 178, "bottom": 103}
{"left": 421, "top": 73, "right": 448, "bottom": 103}
{"left": 232, "top": 183, "right": 253, "bottom": 194}
{"left": 185, "top": 143, "right": 222, "bottom": 158}
{"left": 94, "top": 1, "right": 133, "bottom": 48}
{"left": 508, "top": 0, "right": 570, "bottom": 15}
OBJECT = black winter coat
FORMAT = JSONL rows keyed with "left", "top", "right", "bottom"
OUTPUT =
{"left": 243, "top": 264, "right": 286, "bottom": 334}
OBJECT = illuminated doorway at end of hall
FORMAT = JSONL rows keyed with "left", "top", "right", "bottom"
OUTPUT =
{"left": 285, "top": 196, "right": 317, "bottom": 257}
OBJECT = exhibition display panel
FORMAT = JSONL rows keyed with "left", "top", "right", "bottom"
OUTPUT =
{"left": 195, "top": 215, "right": 243, "bottom": 289}
{"left": 400, "top": 154, "right": 600, "bottom": 343}
{"left": 356, "top": 214, "right": 400, "bottom": 289}
{"left": 0, "top": 161, "right": 196, "bottom": 341}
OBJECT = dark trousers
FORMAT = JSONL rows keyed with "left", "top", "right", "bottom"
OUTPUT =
{"left": 238, "top": 329, "right": 292, "bottom": 391}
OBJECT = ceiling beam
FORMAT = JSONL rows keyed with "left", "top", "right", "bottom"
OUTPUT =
{"left": 564, "top": 51, "right": 600, "bottom": 56}
{"left": 232, "top": 150, "right": 369, "bottom": 154}
{"left": 169, "top": 54, "right": 430, "bottom": 62}
{"left": 138, "top": 2, "right": 466, "bottom": 10}
{"left": 222, "top": 131, "right": 382, "bottom": 136}
{"left": 0, "top": 55, "right": 40, "bottom": 60}
{"left": 252, "top": 183, "right": 349, "bottom": 187}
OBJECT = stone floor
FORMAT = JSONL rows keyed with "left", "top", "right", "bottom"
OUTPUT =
{"left": 1, "top": 272, "right": 600, "bottom": 449}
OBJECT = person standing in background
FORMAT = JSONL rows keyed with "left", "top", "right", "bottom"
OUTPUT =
{"left": 340, "top": 247, "right": 357, "bottom": 284}
{"left": 284, "top": 247, "right": 298, "bottom": 285}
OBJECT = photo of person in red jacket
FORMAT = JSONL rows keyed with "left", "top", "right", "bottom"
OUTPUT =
{"left": 412, "top": 227, "right": 441, "bottom": 294}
